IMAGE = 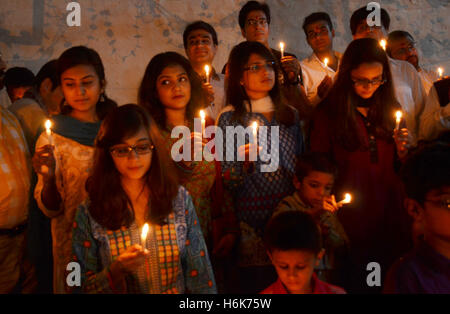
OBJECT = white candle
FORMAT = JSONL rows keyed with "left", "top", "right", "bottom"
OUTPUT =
{"left": 337, "top": 193, "right": 352, "bottom": 206}
{"left": 204, "top": 65, "right": 210, "bottom": 84}
{"left": 279, "top": 42, "right": 285, "bottom": 59}
{"left": 395, "top": 110, "right": 403, "bottom": 131}
{"left": 252, "top": 121, "right": 258, "bottom": 145}
{"left": 141, "top": 223, "right": 149, "bottom": 247}
{"left": 200, "top": 110, "right": 206, "bottom": 136}
{"left": 45, "top": 119, "right": 53, "bottom": 146}
{"left": 379, "top": 39, "right": 387, "bottom": 51}
{"left": 438, "top": 67, "right": 444, "bottom": 79}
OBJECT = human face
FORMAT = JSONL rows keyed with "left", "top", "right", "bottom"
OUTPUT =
{"left": 351, "top": 62, "right": 384, "bottom": 99}
{"left": 185, "top": 29, "right": 217, "bottom": 68}
{"left": 0, "top": 52, "right": 6, "bottom": 90}
{"left": 269, "top": 249, "right": 323, "bottom": 294}
{"left": 156, "top": 64, "right": 191, "bottom": 111}
{"left": 242, "top": 10, "right": 269, "bottom": 45}
{"left": 241, "top": 53, "right": 275, "bottom": 100}
{"left": 296, "top": 171, "right": 334, "bottom": 209}
{"left": 422, "top": 187, "right": 450, "bottom": 242}
{"left": 353, "top": 21, "right": 387, "bottom": 41}
{"left": 61, "top": 64, "right": 103, "bottom": 115}
{"left": 7, "top": 86, "right": 32, "bottom": 103}
{"left": 389, "top": 37, "right": 419, "bottom": 70}
{"left": 305, "top": 21, "right": 334, "bottom": 54}
{"left": 110, "top": 127, "right": 153, "bottom": 181}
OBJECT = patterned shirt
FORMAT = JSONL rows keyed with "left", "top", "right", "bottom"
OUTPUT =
{"left": 34, "top": 132, "right": 95, "bottom": 293}
{"left": 72, "top": 186, "right": 217, "bottom": 294}
{"left": 217, "top": 107, "right": 303, "bottom": 267}
{"left": 0, "top": 106, "right": 31, "bottom": 228}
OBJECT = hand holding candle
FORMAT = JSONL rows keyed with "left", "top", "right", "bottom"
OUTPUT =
{"left": 395, "top": 110, "right": 403, "bottom": 132}
{"left": 204, "top": 65, "right": 211, "bottom": 84}
{"left": 337, "top": 193, "right": 352, "bottom": 206}
{"left": 279, "top": 42, "right": 285, "bottom": 59}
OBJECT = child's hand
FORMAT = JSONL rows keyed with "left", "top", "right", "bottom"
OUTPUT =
{"left": 323, "top": 195, "right": 340, "bottom": 213}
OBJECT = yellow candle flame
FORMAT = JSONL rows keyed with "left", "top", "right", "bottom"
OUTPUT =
{"left": 200, "top": 110, "right": 206, "bottom": 120}
{"left": 438, "top": 67, "right": 444, "bottom": 78}
{"left": 141, "top": 223, "right": 149, "bottom": 244}
{"left": 396, "top": 110, "right": 403, "bottom": 122}
{"left": 45, "top": 119, "right": 52, "bottom": 135}
{"left": 380, "top": 39, "right": 387, "bottom": 51}
{"left": 204, "top": 65, "right": 210, "bottom": 77}
{"left": 324, "top": 58, "right": 329, "bottom": 68}
{"left": 279, "top": 42, "right": 285, "bottom": 51}
{"left": 343, "top": 193, "right": 352, "bottom": 204}
{"left": 252, "top": 121, "right": 258, "bottom": 132}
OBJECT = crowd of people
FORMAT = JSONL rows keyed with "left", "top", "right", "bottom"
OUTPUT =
{"left": 0, "top": 1, "right": 449, "bottom": 294}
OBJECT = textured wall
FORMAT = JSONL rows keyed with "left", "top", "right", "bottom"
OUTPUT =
{"left": 0, "top": 0, "right": 449, "bottom": 105}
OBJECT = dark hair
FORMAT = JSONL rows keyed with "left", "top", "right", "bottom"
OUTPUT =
{"left": 35, "top": 60, "right": 59, "bottom": 91}
{"left": 264, "top": 210, "right": 322, "bottom": 253}
{"left": 316, "top": 38, "right": 400, "bottom": 151}
{"left": 295, "top": 152, "right": 338, "bottom": 181}
{"left": 4, "top": 67, "right": 35, "bottom": 88}
{"left": 387, "top": 30, "right": 415, "bottom": 56}
{"left": 86, "top": 104, "right": 180, "bottom": 230}
{"left": 350, "top": 6, "right": 390, "bottom": 35}
{"left": 238, "top": 1, "right": 271, "bottom": 29}
{"left": 138, "top": 52, "right": 207, "bottom": 130}
{"left": 400, "top": 142, "right": 450, "bottom": 205}
{"left": 183, "top": 21, "right": 218, "bottom": 49}
{"left": 57, "top": 46, "right": 117, "bottom": 120}
{"left": 226, "top": 41, "right": 295, "bottom": 125}
{"left": 302, "top": 12, "right": 334, "bottom": 36}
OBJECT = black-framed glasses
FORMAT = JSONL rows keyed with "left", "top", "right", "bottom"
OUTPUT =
{"left": 351, "top": 76, "right": 386, "bottom": 88}
{"left": 307, "top": 28, "right": 329, "bottom": 40}
{"left": 246, "top": 18, "right": 268, "bottom": 27}
{"left": 425, "top": 196, "right": 450, "bottom": 210}
{"left": 110, "top": 142, "right": 154, "bottom": 158}
{"left": 244, "top": 61, "right": 275, "bottom": 73}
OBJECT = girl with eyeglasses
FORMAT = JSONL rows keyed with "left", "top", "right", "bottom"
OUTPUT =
{"left": 309, "top": 38, "right": 414, "bottom": 293}
{"left": 71, "top": 104, "right": 216, "bottom": 293}
{"left": 32, "top": 46, "right": 117, "bottom": 293}
{"left": 138, "top": 52, "right": 238, "bottom": 292}
{"left": 216, "top": 41, "right": 304, "bottom": 293}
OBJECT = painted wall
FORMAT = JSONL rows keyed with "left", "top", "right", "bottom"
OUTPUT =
{"left": 0, "top": 0, "right": 449, "bottom": 105}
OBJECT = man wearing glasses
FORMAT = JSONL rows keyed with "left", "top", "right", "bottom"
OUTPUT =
{"left": 350, "top": 6, "right": 427, "bottom": 144}
{"left": 387, "top": 31, "right": 439, "bottom": 94}
{"left": 300, "top": 12, "right": 342, "bottom": 106}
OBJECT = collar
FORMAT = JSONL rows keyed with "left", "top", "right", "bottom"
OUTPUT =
{"left": 245, "top": 96, "right": 275, "bottom": 113}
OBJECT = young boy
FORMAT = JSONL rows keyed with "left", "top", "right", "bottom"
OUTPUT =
{"left": 273, "top": 152, "right": 349, "bottom": 285}
{"left": 261, "top": 210, "right": 346, "bottom": 294}
{"left": 384, "top": 142, "right": 450, "bottom": 293}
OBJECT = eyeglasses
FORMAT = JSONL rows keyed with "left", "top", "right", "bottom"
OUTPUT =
{"left": 307, "top": 28, "right": 329, "bottom": 40}
{"left": 425, "top": 196, "right": 450, "bottom": 210}
{"left": 246, "top": 18, "right": 268, "bottom": 27}
{"left": 110, "top": 142, "right": 154, "bottom": 158}
{"left": 244, "top": 61, "right": 275, "bottom": 73}
{"left": 188, "top": 38, "right": 212, "bottom": 47}
{"left": 351, "top": 76, "right": 386, "bottom": 88}
{"left": 356, "top": 24, "right": 382, "bottom": 34}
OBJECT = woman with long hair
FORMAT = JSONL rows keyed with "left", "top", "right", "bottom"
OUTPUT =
{"left": 216, "top": 41, "right": 304, "bottom": 293}
{"left": 72, "top": 104, "right": 216, "bottom": 293}
{"left": 309, "top": 38, "right": 413, "bottom": 293}
{"left": 32, "top": 46, "right": 117, "bottom": 293}
{"left": 138, "top": 52, "right": 238, "bottom": 292}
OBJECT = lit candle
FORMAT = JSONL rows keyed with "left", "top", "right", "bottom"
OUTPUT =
{"left": 323, "top": 58, "right": 330, "bottom": 76}
{"left": 337, "top": 193, "right": 352, "bottom": 206}
{"left": 395, "top": 110, "right": 403, "bottom": 132}
{"left": 279, "top": 42, "right": 285, "bottom": 59}
{"left": 141, "top": 223, "right": 149, "bottom": 247}
{"left": 438, "top": 67, "right": 444, "bottom": 79}
{"left": 200, "top": 110, "right": 206, "bottom": 136}
{"left": 45, "top": 119, "right": 53, "bottom": 146}
{"left": 379, "top": 39, "right": 387, "bottom": 51}
{"left": 204, "top": 65, "right": 211, "bottom": 84}
{"left": 252, "top": 121, "right": 258, "bottom": 145}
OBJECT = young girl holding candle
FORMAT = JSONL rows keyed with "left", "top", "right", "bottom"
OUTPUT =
{"left": 309, "top": 38, "right": 413, "bottom": 293}
{"left": 216, "top": 41, "right": 304, "bottom": 293}
{"left": 71, "top": 104, "right": 216, "bottom": 293}
{"left": 138, "top": 52, "right": 238, "bottom": 292}
{"left": 32, "top": 46, "right": 117, "bottom": 293}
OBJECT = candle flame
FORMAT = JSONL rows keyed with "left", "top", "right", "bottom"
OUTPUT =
{"left": 279, "top": 42, "right": 285, "bottom": 50}
{"left": 324, "top": 58, "right": 329, "bottom": 67}
{"left": 438, "top": 67, "right": 444, "bottom": 77}
{"left": 252, "top": 121, "right": 258, "bottom": 131}
{"left": 396, "top": 110, "right": 403, "bottom": 121}
{"left": 379, "top": 39, "right": 387, "bottom": 51}
{"left": 200, "top": 110, "right": 205, "bottom": 120}
{"left": 204, "top": 65, "right": 210, "bottom": 76}
{"left": 343, "top": 193, "right": 352, "bottom": 204}
{"left": 141, "top": 223, "right": 149, "bottom": 243}
{"left": 45, "top": 119, "right": 52, "bottom": 131}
